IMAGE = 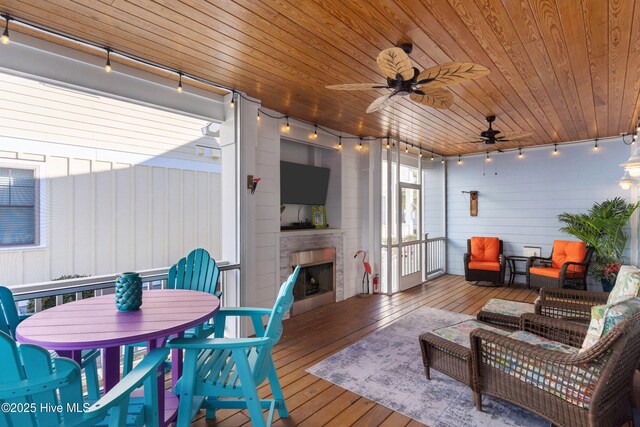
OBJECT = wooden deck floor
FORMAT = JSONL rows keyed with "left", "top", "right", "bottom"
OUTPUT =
{"left": 188, "top": 274, "right": 540, "bottom": 426}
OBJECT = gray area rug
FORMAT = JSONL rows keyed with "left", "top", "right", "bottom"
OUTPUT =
{"left": 307, "top": 307, "right": 547, "bottom": 427}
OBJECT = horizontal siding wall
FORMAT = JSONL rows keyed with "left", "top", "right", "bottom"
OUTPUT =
{"left": 446, "top": 139, "right": 631, "bottom": 276}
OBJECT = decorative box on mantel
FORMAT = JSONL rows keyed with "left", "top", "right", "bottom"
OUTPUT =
{"left": 280, "top": 229, "right": 344, "bottom": 313}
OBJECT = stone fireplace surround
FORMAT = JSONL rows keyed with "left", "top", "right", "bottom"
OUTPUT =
{"left": 280, "top": 229, "right": 344, "bottom": 307}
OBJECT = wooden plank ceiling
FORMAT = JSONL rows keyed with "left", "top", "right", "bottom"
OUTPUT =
{"left": 1, "top": 0, "right": 639, "bottom": 156}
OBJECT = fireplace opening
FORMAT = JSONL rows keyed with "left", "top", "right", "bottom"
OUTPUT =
{"left": 289, "top": 247, "right": 336, "bottom": 316}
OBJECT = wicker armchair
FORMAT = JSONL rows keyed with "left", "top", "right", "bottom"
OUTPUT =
{"left": 464, "top": 237, "right": 506, "bottom": 286}
{"left": 526, "top": 241, "right": 594, "bottom": 290}
{"left": 470, "top": 312, "right": 640, "bottom": 427}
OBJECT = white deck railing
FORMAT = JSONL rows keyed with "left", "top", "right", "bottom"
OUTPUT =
{"left": 425, "top": 236, "right": 446, "bottom": 277}
{"left": 9, "top": 263, "right": 240, "bottom": 314}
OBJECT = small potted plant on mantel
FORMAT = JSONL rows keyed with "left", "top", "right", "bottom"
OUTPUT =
{"left": 557, "top": 197, "right": 639, "bottom": 292}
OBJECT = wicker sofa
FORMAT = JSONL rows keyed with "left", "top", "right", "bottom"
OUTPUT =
{"left": 470, "top": 311, "right": 640, "bottom": 427}
{"left": 463, "top": 237, "right": 506, "bottom": 286}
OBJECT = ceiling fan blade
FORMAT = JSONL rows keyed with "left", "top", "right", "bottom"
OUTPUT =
{"left": 495, "top": 131, "right": 532, "bottom": 141}
{"left": 325, "top": 83, "right": 388, "bottom": 90}
{"left": 416, "top": 62, "right": 490, "bottom": 88}
{"left": 410, "top": 88, "right": 454, "bottom": 109}
{"left": 366, "top": 95, "right": 396, "bottom": 113}
{"left": 377, "top": 48, "right": 414, "bottom": 81}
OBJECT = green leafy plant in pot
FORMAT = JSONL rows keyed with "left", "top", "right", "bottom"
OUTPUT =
{"left": 557, "top": 197, "right": 639, "bottom": 292}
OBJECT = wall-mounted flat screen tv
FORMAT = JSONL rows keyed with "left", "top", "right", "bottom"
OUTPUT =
{"left": 280, "top": 161, "right": 330, "bottom": 205}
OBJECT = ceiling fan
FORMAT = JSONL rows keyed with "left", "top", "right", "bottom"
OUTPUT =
{"left": 326, "top": 43, "right": 490, "bottom": 113}
{"left": 463, "top": 115, "right": 532, "bottom": 145}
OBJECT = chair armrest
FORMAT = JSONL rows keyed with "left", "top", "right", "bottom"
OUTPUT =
{"left": 535, "top": 300, "right": 593, "bottom": 321}
{"left": 560, "top": 261, "right": 589, "bottom": 278}
{"left": 0, "top": 363, "right": 79, "bottom": 399}
{"left": 538, "top": 287, "right": 609, "bottom": 305}
{"left": 216, "top": 307, "right": 273, "bottom": 317}
{"left": 168, "top": 336, "right": 271, "bottom": 350}
{"left": 83, "top": 348, "right": 169, "bottom": 420}
{"left": 519, "top": 313, "right": 587, "bottom": 347}
{"left": 463, "top": 253, "right": 470, "bottom": 263}
{"left": 214, "top": 307, "right": 272, "bottom": 338}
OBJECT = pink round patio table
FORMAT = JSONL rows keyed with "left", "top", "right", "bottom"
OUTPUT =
{"left": 16, "top": 289, "right": 220, "bottom": 426}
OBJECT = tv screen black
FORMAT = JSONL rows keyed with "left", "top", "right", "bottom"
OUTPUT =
{"left": 280, "top": 161, "right": 330, "bottom": 205}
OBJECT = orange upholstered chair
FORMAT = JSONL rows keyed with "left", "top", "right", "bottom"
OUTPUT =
{"left": 463, "top": 237, "right": 506, "bottom": 286}
{"left": 526, "top": 240, "right": 594, "bottom": 290}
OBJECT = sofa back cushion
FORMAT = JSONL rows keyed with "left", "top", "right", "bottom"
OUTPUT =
{"left": 580, "top": 297, "right": 640, "bottom": 353}
{"left": 607, "top": 265, "right": 640, "bottom": 305}
{"left": 470, "top": 237, "right": 500, "bottom": 262}
{"left": 551, "top": 240, "right": 587, "bottom": 274}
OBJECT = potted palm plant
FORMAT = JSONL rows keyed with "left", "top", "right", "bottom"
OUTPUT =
{"left": 557, "top": 197, "right": 639, "bottom": 291}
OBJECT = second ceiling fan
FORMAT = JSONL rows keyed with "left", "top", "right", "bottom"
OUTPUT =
{"left": 463, "top": 115, "right": 532, "bottom": 145}
{"left": 326, "top": 43, "right": 490, "bottom": 113}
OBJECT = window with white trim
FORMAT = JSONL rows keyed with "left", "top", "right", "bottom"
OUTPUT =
{"left": 0, "top": 167, "right": 38, "bottom": 246}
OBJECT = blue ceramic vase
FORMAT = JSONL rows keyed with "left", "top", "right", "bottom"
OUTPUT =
{"left": 601, "top": 277, "right": 615, "bottom": 293}
{"left": 115, "top": 272, "right": 143, "bottom": 311}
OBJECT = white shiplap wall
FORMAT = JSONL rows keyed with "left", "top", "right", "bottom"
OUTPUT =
{"left": 446, "top": 138, "right": 631, "bottom": 276}
{"left": 0, "top": 72, "right": 222, "bottom": 285}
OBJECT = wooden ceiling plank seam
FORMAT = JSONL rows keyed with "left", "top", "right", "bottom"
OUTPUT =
{"left": 412, "top": 0, "right": 554, "bottom": 143}
{"left": 473, "top": 0, "right": 572, "bottom": 141}
{"left": 443, "top": 0, "right": 559, "bottom": 142}
{"left": 554, "top": 0, "right": 599, "bottom": 139}
{"left": 607, "top": 0, "right": 635, "bottom": 135}
{"left": 581, "top": 0, "right": 609, "bottom": 138}
{"left": 525, "top": 0, "right": 590, "bottom": 140}
{"left": 616, "top": 0, "right": 640, "bottom": 134}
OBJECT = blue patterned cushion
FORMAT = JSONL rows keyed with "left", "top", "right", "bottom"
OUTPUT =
{"left": 432, "top": 320, "right": 509, "bottom": 348}
{"left": 481, "top": 298, "right": 535, "bottom": 317}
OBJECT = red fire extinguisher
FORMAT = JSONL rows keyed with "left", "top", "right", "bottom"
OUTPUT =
{"left": 372, "top": 274, "right": 380, "bottom": 294}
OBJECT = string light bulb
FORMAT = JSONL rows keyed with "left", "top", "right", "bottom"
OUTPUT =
{"left": 285, "top": 116, "right": 290, "bottom": 131}
{"left": 593, "top": 139, "right": 599, "bottom": 151}
{"left": 104, "top": 48, "right": 112, "bottom": 72}
{"left": 485, "top": 152, "right": 492, "bottom": 162}
{"left": 1, "top": 15, "right": 9, "bottom": 45}
{"left": 177, "top": 72, "right": 183, "bottom": 93}
{"left": 518, "top": 147, "right": 524, "bottom": 159}
{"left": 405, "top": 144, "right": 409, "bottom": 153}
{"left": 312, "top": 124, "right": 318, "bottom": 139}
{"left": 441, "top": 157, "right": 445, "bottom": 165}
{"left": 230, "top": 92, "right": 235, "bottom": 108}
{"left": 419, "top": 150, "right": 423, "bottom": 158}
{"left": 386, "top": 138, "right": 390, "bottom": 149}
{"left": 553, "top": 144, "right": 558, "bottom": 155}
{"left": 257, "top": 110, "right": 260, "bottom": 121}
{"left": 338, "top": 136, "right": 342, "bottom": 149}
{"left": 457, "top": 155, "right": 462, "bottom": 165}
{"left": 358, "top": 138, "right": 363, "bottom": 150}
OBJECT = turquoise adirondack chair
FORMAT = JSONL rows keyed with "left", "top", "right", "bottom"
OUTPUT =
{"left": 123, "top": 248, "right": 220, "bottom": 374}
{"left": 0, "top": 286, "right": 101, "bottom": 400}
{"left": 168, "top": 265, "right": 300, "bottom": 427}
{"left": 0, "top": 331, "right": 168, "bottom": 426}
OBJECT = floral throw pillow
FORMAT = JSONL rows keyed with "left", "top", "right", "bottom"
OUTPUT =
{"left": 580, "top": 297, "right": 640, "bottom": 353}
{"left": 607, "top": 265, "right": 640, "bottom": 305}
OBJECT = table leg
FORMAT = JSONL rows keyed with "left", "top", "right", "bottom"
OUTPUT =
{"left": 148, "top": 338, "right": 165, "bottom": 427}
{"left": 56, "top": 349, "right": 82, "bottom": 365}
{"left": 172, "top": 331, "right": 185, "bottom": 389}
{"left": 102, "top": 347, "right": 121, "bottom": 392}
